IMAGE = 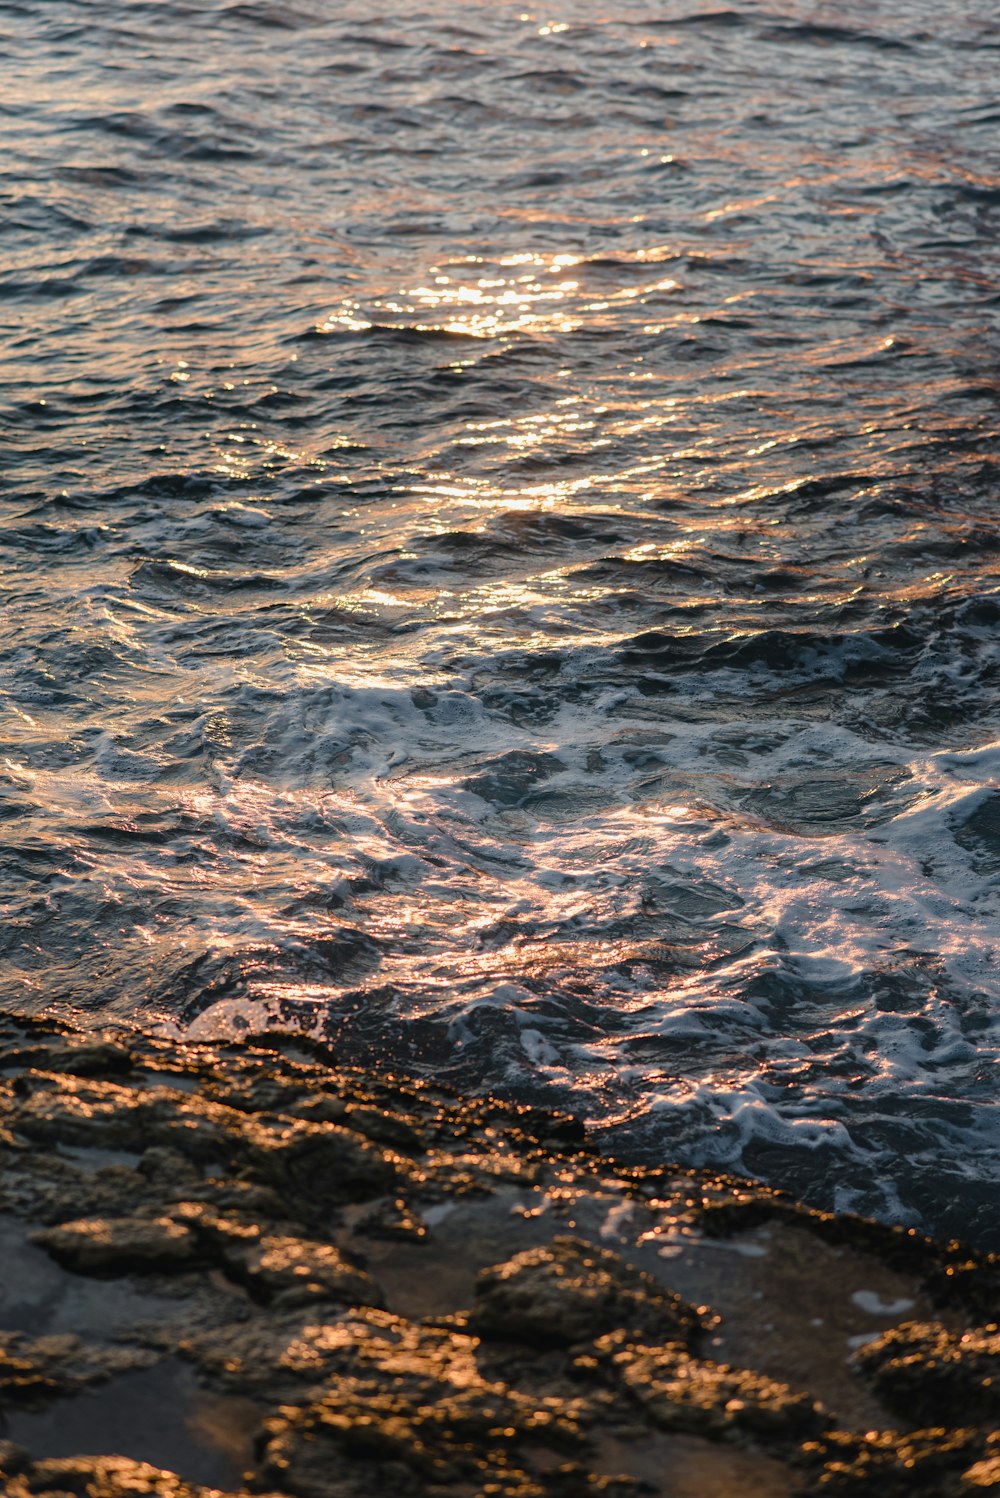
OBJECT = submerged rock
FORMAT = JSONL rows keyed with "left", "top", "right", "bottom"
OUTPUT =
{"left": 0, "top": 1009, "right": 997, "bottom": 1497}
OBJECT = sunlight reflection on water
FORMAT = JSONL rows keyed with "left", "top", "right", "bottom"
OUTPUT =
{"left": 2, "top": 0, "right": 1000, "bottom": 1242}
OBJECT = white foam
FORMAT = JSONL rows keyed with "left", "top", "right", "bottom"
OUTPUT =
{"left": 851, "top": 1291, "right": 914, "bottom": 1317}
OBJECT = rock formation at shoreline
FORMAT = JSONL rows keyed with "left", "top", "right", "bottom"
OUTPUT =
{"left": 0, "top": 1009, "right": 996, "bottom": 1496}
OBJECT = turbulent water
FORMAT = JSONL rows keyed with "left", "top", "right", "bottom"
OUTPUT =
{"left": 3, "top": 0, "right": 1000, "bottom": 1244}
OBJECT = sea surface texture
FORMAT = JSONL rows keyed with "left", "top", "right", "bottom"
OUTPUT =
{"left": 3, "top": 0, "right": 999, "bottom": 1244}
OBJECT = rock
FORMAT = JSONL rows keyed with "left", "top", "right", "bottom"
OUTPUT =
{"left": 964, "top": 1440, "right": 1000, "bottom": 1490}
{"left": 2, "top": 1454, "right": 227, "bottom": 1497}
{"left": 1, "top": 1008, "right": 999, "bottom": 1498}
{"left": 225, "top": 1233, "right": 385, "bottom": 1308}
{"left": 471, "top": 1235, "right": 699, "bottom": 1348}
{"left": 242, "top": 1117, "right": 398, "bottom": 1213}
{"left": 32, "top": 1214, "right": 198, "bottom": 1273}
{"left": 606, "top": 1336, "right": 825, "bottom": 1440}
{"left": 852, "top": 1319, "right": 1000, "bottom": 1425}
{"left": 180, "top": 1307, "right": 352, "bottom": 1398}
{"left": 0, "top": 1331, "right": 154, "bottom": 1405}
{"left": 343, "top": 1105, "right": 424, "bottom": 1151}
{"left": 0, "top": 1441, "right": 29, "bottom": 1476}
{"left": 139, "top": 1145, "right": 204, "bottom": 1188}
{"left": 253, "top": 1309, "right": 586, "bottom": 1498}
{"left": 0, "top": 1344, "right": 63, "bottom": 1404}
{"left": 802, "top": 1427, "right": 984, "bottom": 1494}
{"left": 15, "top": 1040, "right": 134, "bottom": 1078}
{"left": 14, "top": 1076, "right": 238, "bottom": 1162}
{"left": 353, "top": 1197, "right": 428, "bottom": 1241}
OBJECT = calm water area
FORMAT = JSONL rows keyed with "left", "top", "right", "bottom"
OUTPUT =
{"left": 3, "top": 0, "right": 999, "bottom": 1244}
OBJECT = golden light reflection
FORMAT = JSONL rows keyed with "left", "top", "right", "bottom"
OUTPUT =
{"left": 316, "top": 251, "right": 680, "bottom": 342}
{"left": 406, "top": 474, "right": 595, "bottom": 515}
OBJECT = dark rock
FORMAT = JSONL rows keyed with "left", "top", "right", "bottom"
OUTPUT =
{"left": 353, "top": 1197, "right": 428, "bottom": 1242}
{"left": 343, "top": 1105, "right": 424, "bottom": 1151}
{"left": 241, "top": 1116, "right": 398, "bottom": 1213}
{"left": 852, "top": 1319, "right": 1000, "bottom": 1425}
{"left": 802, "top": 1426, "right": 984, "bottom": 1494}
{"left": 223, "top": 1233, "right": 384, "bottom": 1309}
{"left": 253, "top": 1308, "right": 585, "bottom": 1498}
{"left": 0, "top": 1331, "right": 154, "bottom": 1406}
{"left": 14, "top": 1077, "right": 237, "bottom": 1163}
{"left": 12, "top": 1041, "right": 134, "bottom": 1078}
{"left": 32, "top": 1214, "right": 199, "bottom": 1274}
{"left": 471, "top": 1235, "right": 699, "bottom": 1348}
{"left": 0, "top": 1008, "right": 998, "bottom": 1498}
{"left": 2, "top": 1454, "right": 225, "bottom": 1497}
{"left": 0, "top": 1441, "right": 30, "bottom": 1474}
{"left": 604, "top": 1333, "right": 825, "bottom": 1440}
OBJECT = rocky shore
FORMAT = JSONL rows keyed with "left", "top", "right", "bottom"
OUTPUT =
{"left": 0, "top": 1009, "right": 997, "bottom": 1497}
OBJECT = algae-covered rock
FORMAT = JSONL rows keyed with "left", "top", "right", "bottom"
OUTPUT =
{"left": 471, "top": 1234, "right": 699, "bottom": 1348}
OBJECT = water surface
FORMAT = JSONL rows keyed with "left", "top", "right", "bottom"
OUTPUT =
{"left": 3, "top": 0, "right": 1000, "bottom": 1243}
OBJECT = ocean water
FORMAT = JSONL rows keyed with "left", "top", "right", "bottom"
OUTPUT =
{"left": 3, "top": 0, "right": 1000, "bottom": 1245}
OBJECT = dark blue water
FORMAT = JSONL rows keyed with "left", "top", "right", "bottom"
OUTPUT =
{"left": 3, "top": 0, "right": 1000, "bottom": 1245}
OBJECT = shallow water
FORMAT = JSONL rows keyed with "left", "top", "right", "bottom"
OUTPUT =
{"left": 3, "top": 0, "right": 1000, "bottom": 1244}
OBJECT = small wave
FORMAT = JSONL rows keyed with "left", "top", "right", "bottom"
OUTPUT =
{"left": 5, "top": 0, "right": 1000, "bottom": 1251}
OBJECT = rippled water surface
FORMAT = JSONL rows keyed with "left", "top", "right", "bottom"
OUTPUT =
{"left": 4, "top": 0, "right": 1000, "bottom": 1243}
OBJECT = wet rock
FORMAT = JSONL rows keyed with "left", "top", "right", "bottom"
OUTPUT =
{"left": 287, "top": 1094, "right": 349, "bottom": 1126}
{"left": 253, "top": 1308, "right": 587, "bottom": 1498}
{"left": 12, "top": 1040, "right": 135, "bottom": 1079}
{"left": 0, "top": 1342, "right": 63, "bottom": 1405}
{"left": 179, "top": 1306, "right": 350, "bottom": 1398}
{"left": 14, "top": 1076, "right": 237, "bottom": 1163}
{"left": 32, "top": 1214, "right": 199, "bottom": 1274}
{"left": 471, "top": 1235, "right": 699, "bottom": 1348}
{"left": 1, "top": 1453, "right": 230, "bottom": 1497}
{"left": 354, "top": 1197, "right": 429, "bottom": 1242}
{"left": 1, "top": 1009, "right": 999, "bottom": 1498}
{"left": 803, "top": 1426, "right": 985, "bottom": 1494}
{"left": 139, "top": 1145, "right": 204, "bottom": 1189}
{"left": 342, "top": 1105, "right": 425, "bottom": 1152}
{"left": 241, "top": 1117, "right": 398, "bottom": 1213}
{"left": 225, "top": 1234, "right": 384, "bottom": 1309}
{"left": 603, "top": 1334, "right": 824, "bottom": 1440}
{"left": 852, "top": 1319, "right": 1000, "bottom": 1425}
{"left": 0, "top": 1441, "right": 30, "bottom": 1476}
{"left": 463, "top": 749, "right": 566, "bottom": 808}
{"left": 0, "top": 1331, "right": 154, "bottom": 1405}
{"left": 963, "top": 1438, "right": 1000, "bottom": 1491}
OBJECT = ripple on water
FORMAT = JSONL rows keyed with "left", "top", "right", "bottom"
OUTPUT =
{"left": 2, "top": 0, "right": 1000, "bottom": 1247}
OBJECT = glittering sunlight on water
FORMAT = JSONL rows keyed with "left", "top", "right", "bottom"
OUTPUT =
{"left": 3, "top": 0, "right": 1000, "bottom": 1243}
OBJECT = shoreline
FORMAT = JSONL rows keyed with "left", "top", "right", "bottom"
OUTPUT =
{"left": 0, "top": 1008, "right": 997, "bottom": 1496}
